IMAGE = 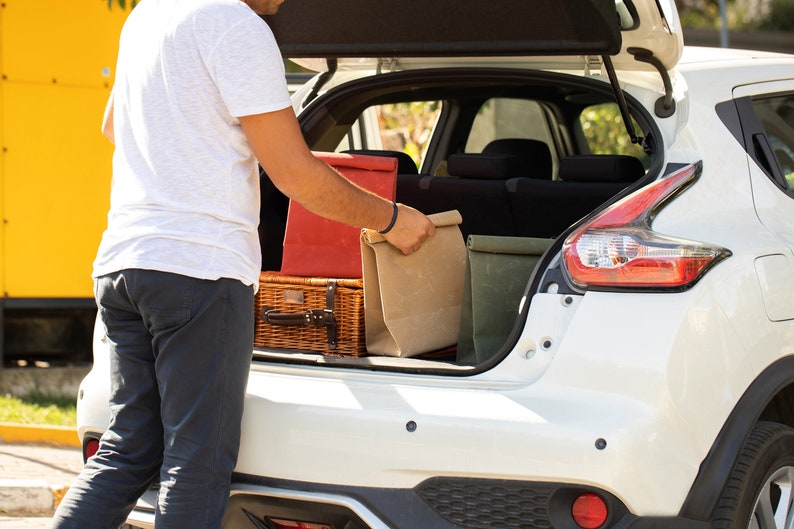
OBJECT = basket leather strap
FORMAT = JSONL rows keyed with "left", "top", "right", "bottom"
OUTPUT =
{"left": 324, "top": 280, "right": 338, "bottom": 348}
{"left": 258, "top": 279, "right": 339, "bottom": 349}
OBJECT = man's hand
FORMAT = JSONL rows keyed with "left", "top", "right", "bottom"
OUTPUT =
{"left": 380, "top": 204, "right": 436, "bottom": 255}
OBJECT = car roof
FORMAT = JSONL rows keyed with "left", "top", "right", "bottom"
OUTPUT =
{"left": 265, "top": 0, "right": 683, "bottom": 73}
{"left": 678, "top": 46, "right": 794, "bottom": 66}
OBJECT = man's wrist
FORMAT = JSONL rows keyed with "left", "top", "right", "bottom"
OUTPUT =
{"left": 378, "top": 202, "right": 399, "bottom": 234}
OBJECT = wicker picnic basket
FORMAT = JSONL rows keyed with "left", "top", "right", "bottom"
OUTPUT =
{"left": 254, "top": 271, "right": 366, "bottom": 356}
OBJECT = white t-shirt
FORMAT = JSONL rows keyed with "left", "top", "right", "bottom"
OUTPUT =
{"left": 92, "top": 0, "right": 292, "bottom": 287}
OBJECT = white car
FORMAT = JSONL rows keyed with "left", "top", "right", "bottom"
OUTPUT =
{"left": 77, "top": 1, "right": 794, "bottom": 528}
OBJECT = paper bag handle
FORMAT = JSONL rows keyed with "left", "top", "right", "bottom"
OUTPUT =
{"left": 362, "top": 209, "right": 462, "bottom": 245}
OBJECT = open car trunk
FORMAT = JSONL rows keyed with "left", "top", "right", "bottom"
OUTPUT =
{"left": 252, "top": 0, "right": 679, "bottom": 371}
{"left": 253, "top": 64, "right": 663, "bottom": 372}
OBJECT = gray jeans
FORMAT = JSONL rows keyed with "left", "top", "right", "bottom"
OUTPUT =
{"left": 51, "top": 269, "right": 254, "bottom": 529}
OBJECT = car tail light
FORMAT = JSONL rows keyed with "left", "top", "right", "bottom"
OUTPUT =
{"left": 571, "top": 493, "right": 608, "bottom": 528}
{"left": 83, "top": 437, "right": 100, "bottom": 463}
{"left": 267, "top": 519, "right": 334, "bottom": 529}
{"left": 562, "top": 162, "right": 730, "bottom": 290}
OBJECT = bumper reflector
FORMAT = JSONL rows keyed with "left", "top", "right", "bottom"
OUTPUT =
{"left": 572, "top": 492, "right": 608, "bottom": 528}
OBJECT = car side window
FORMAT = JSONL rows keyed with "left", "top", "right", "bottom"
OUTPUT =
{"left": 580, "top": 102, "right": 650, "bottom": 165}
{"left": 465, "top": 98, "right": 555, "bottom": 153}
{"left": 751, "top": 95, "right": 794, "bottom": 191}
{"left": 336, "top": 101, "right": 442, "bottom": 172}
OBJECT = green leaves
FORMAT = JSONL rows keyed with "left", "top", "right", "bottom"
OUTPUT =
{"left": 107, "top": 0, "right": 137, "bottom": 9}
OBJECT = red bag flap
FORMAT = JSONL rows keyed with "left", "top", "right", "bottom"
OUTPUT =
{"left": 280, "top": 151, "right": 398, "bottom": 278}
{"left": 308, "top": 151, "right": 398, "bottom": 173}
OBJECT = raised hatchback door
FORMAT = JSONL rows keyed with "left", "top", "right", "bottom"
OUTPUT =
{"left": 265, "top": 0, "right": 621, "bottom": 58}
{"left": 264, "top": 0, "right": 683, "bottom": 72}
{"left": 614, "top": 0, "right": 683, "bottom": 71}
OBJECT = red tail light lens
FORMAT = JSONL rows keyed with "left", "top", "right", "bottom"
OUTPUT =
{"left": 571, "top": 493, "right": 608, "bottom": 528}
{"left": 562, "top": 162, "right": 730, "bottom": 290}
{"left": 267, "top": 519, "right": 334, "bottom": 529}
{"left": 83, "top": 437, "right": 100, "bottom": 462}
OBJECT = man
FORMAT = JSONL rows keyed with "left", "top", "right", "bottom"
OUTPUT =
{"left": 50, "top": 1, "right": 434, "bottom": 528}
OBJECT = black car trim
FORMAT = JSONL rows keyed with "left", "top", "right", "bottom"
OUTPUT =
{"left": 264, "top": 0, "right": 621, "bottom": 59}
{"left": 733, "top": 95, "right": 791, "bottom": 192}
{"left": 715, "top": 99, "right": 744, "bottom": 147}
{"left": 229, "top": 473, "right": 711, "bottom": 529}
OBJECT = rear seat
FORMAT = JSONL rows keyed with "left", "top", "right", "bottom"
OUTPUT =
{"left": 333, "top": 147, "right": 502, "bottom": 242}
{"left": 343, "top": 147, "right": 644, "bottom": 241}
{"left": 507, "top": 154, "right": 645, "bottom": 238}
{"left": 397, "top": 152, "right": 522, "bottom": 239}
{"left": 339, "top": 149, "right": 466, "bottom": 235}
{"left": 392, "top": 140, "right": 549, "bottom": 239}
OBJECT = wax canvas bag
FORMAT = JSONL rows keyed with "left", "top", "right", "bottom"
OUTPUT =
{"left": 361, "top": 210, "right": 466, "bottom": 357}
{"left": 281, "top": 151, "right": 398, "bottom": 278}
{"left": 456, "top": 235, "right": 553, "bottom": 364}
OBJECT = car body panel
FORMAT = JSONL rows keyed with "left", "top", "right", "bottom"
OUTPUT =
{"left": 251, "top": 47, "right": 793, "bottom": 518}
{"left": 230, "top": 115, "right": 780, "bottom": 513}
{"left": 233, "top": 274, "right": 759, "bottom": 515}
{"left": 619, "top": 0, "right": 683, "bottom": 71}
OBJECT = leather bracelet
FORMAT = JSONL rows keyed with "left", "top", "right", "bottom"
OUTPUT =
{"left": 378, "top": 201, "right": 399, "bottom": 234}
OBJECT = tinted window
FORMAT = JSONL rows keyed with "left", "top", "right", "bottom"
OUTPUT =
{"left": 752, "top": 95, "right": 794, "bottom": 191}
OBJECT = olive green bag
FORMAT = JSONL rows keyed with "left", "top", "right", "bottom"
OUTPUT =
{"left": 457, "top": 235, "right": 554, "bottom": 364}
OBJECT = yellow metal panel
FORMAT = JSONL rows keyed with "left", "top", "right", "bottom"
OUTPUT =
{"left": 0, "top": 0, "right": 5, "bottom": 297}
{"left": 2, "top": 0, "right": 127, "bottom": 87}
{"left": 2, "top": 81, "right": 113, "bottom": 298}
{"left": 1, "top": 1, "right": 130, "bottom": 298}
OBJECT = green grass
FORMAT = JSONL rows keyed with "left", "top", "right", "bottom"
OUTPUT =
{"left": 0, "top": 393, "right": 77, "bottom": 426}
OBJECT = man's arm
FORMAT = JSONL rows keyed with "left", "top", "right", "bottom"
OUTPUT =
{"left": 239, "top": 108, "right": 435, "bottom": 254}
{"left": 102, "top": 90, "right": 115, "bottom": 145}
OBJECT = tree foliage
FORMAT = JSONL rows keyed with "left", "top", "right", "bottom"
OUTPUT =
{"left": 581, "top": 104, "right": 647, "bottom": 159}
{"left": 377, "top": 102, "right": 441, "bottom": 167}
{"left": 677, "top": 0, "right": 794, "bottom": 31}
{"left": 757, "top": 0, "right": 794, "bottom": 30}
{"left": 107, "top": 0, "right": 137, "bottom": 9}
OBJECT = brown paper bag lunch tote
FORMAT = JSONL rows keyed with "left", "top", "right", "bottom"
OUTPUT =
{"left": 360, "top": 210, "right": 466, "bottom": 357}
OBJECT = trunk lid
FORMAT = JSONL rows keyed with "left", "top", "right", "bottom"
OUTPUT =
{"left": 265, "top": 0, "right": 683, "bottom": 73}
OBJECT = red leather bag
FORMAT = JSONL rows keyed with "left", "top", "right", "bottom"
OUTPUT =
{"left": 280, "top": 151, "right": 398, "bottom": 278}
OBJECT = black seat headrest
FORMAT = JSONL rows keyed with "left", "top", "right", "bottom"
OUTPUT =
{"left": 446, "top": 153, "right": 531, "bottom": 180}
{"left": 343, "top": 149, "right": 418, "bottom": 174}
{"left": 482, "top": 138, "right": 552, "bottom": 179}
{"left": 558, "top": 155, "right": 645, "bottom": 183}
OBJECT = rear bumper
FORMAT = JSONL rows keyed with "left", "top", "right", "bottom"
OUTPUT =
{"left": 213, "top": 475, "right": 713, "bottom": 529}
